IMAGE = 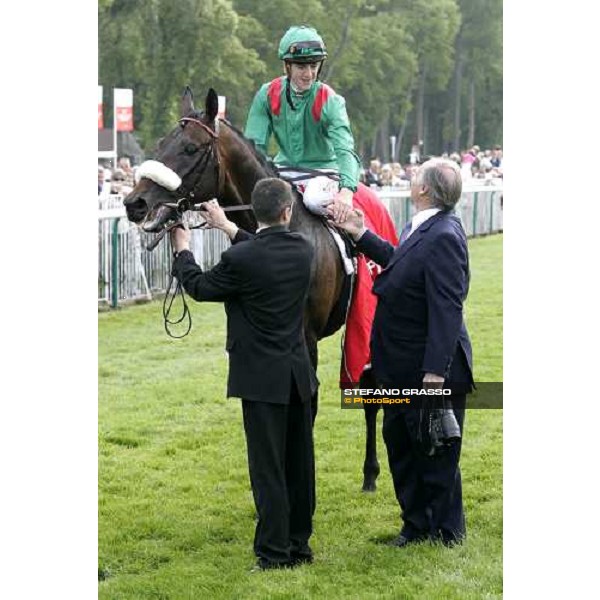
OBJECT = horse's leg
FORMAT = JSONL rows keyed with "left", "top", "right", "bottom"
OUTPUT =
{"left": 305, "top": 331, "right": 319, "bottom": 425}
{"left": 360, "top": 368, "right": 380, "bottom": 492}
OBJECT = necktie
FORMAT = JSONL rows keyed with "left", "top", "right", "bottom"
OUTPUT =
{"left": 399, "top": 221, "right": 412, "bottom": 245}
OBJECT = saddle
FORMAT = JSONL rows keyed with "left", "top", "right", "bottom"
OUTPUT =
{"left": 276, "top": 166, "right": 356, "bottom": 276}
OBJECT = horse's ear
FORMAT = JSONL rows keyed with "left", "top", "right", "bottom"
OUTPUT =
{"left": 205, "top": 88, "right": 219, "bottom": 123}
{"left": 181, "top": 86, "right": 194, "bottom": 117}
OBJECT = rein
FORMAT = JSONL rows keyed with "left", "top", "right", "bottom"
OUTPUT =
{"left": 159, "top": 202, "right": 255, "bottom": 338}
{"left": 146, "top": 202, "right": 252, "bottom": 252}
{"left": 276, "top": 165, "right": 341, "bottom": 184}
{"left": 163, "top": 253, "right": 192, "bottom": 339}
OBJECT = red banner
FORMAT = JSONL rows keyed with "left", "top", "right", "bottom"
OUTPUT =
{"left": 116, "top": 106, "right": 133, "bottom": 131}
{"left": 114, "top": 88, "right": 133, "bottom": 132}
{"left": 98, "top": 85, "right": 103, "bottom": 129}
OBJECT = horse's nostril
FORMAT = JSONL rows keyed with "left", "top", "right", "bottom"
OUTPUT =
{"left": 125, "top": 198, "right": 149, "bottom": 223}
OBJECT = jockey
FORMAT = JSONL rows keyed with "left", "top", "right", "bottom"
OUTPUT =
{"left": 244, "top": 25, "right": 362, "bottom": 223}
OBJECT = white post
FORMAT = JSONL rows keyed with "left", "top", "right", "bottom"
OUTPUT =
{"left": 390, "top": 135, "right": 397, "bottom": 162}
{"left": 218, "top": 96, "right": 226, "bottom": 119}
{"left": 112, "top": 89, "right": 117, "bottom": 170}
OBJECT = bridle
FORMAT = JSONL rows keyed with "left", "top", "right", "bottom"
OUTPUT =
{"left": 145, "top": 116, "right": 253, "bottom": 251}
{"left": 172, "top": 116, "right": 224, "bottom": 211}
{"left": 167, "top": 116, "right": 256, "bottom": 214}
{"left": 151, "top": 116, "right": 254, "bottom": 338}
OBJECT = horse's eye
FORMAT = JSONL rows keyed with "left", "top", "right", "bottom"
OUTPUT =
{"left": 184, "top": 143, "right": 199, "bottom": 155}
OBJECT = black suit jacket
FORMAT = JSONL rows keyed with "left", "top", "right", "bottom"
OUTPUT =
{"left": 356, "top": 211, "right": 473, "bottom": 388}
{"left": 172, "top": 225, "right": 318, "bottom": 404}
{"left": 364, "top": 171, "right": 381, "bottom": 187}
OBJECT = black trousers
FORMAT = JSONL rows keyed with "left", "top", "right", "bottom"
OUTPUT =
{"left": 241, "top": 379, "right": 315, "bottom": 566}
{"left": 382, "top": 399, "right": 466, "bottom": 543}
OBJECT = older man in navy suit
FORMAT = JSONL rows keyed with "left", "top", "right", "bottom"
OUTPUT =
{"left": 331, "top": 158, "right": 473, "bottom": 547}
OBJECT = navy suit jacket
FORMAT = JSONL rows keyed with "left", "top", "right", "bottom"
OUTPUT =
{"left": 172, "top": 225, "right": 318, "bottom": 404}
{"left": 356, "top": 210, "right": 473, "bottom": 388}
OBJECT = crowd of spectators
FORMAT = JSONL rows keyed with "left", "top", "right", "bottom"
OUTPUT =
{"left": 98, "top": 156, "right": 137, "bottom": 198}
{"left": 98, "top": 145, "right": 503, "bottom": 199}
{"left": 360, "top": 144, "right": 503, "bottom": 189}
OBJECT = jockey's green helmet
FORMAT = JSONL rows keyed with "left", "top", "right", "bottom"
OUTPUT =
{"left": 278, "top": 26, "right": 327, "bottom": 63}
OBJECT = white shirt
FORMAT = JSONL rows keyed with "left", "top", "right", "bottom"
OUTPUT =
{"left": 407, "top": 208, "right": 441, "bottom": 239}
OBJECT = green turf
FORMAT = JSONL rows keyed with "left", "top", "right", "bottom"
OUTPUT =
{"left": 99, "top": 233, "right": 503, "bottom": 599}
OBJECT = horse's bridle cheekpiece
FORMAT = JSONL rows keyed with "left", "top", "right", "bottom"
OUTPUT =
{"left": 171, "top": 116, "right": 223, "bottom": 212}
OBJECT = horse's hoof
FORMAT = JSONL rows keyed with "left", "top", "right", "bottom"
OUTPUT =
{"left": 362, "top": 480, "right": 377, "bottom": 493}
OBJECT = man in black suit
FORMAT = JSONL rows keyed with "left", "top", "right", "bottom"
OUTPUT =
{"left": 364, "top": 158, "right": 382, "bottom": 187}
{"left": 170, "top": 179, "right": 317, "bottom": 571}
{"left": 331, "top": 158, "right": 473, "bottom": 547}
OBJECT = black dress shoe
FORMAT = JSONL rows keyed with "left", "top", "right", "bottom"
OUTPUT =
{"left": 429, "top": 529, "right": 465, "bottom": 547}
{"left": 291, "top": 553, "right": 313, "bottom": 566}
{"left": 439, "top": 534, "right": 464, "bottom": 547}
{"left": 290, "top": 543, "right": 313, "bottom": 566}
{"left": 249, "top": 560, "right": 294, "bottom": 573}
{"left": 386, "top": 533, "right": 428, "bottom": 548}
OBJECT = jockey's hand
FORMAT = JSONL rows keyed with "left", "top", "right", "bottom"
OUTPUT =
{"left": 200, "top": 199, "right": 238, "bottom": 240}
{"left": 329, "top": 187, "right": 354, "bottom": 224}
{"left": 327, "top": 207, "right": 366, "bottom": 241}
{"left": 171, "top": 223, "right": 191, "bottom": 253}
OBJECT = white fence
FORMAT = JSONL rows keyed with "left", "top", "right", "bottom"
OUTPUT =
{"left": 98, "top": 183, "right": 503, "bottom": 307}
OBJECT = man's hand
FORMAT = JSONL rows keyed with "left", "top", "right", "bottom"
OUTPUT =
{"left": 327, "top": 207, "right": 366, "bottom": 240}
{"left": 171, "top": 224, "right": 191, "bottom": 254}
{"left": 328, "top": 187, "right": 354, "bottom": 224}
{"left": 423, "top": 373, "right": 445, "bottom": 389}
{"left": 201, "top": 199, "right": 238, "bottom": 240}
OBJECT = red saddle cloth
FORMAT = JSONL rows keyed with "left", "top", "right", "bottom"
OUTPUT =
{"left": 340, "top": 183, "right": 399, "bottom": 386}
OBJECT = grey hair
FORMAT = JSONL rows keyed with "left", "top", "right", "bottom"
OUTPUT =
{"left": 419, "top": 159, "right": 462, "bottom": 211}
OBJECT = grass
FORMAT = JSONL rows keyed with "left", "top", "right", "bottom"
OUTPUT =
{"left": 99, "top": 233, "right": 503, "bottom": 599}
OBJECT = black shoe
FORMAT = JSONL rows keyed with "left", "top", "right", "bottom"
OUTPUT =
{"left": 429, "top": 529, "right": 465, "bottom": 547}
{"left": 439, "top": 534, "right": 464, "bottom": 547}
{"left": 249, "top": 560, "right": 294, "bottom": 573}
{"left": 386, "top": 533, "right": 428, "bottom": 548}
{"left": 290, "top": 542, "right": 313, "bottom": 566}
{"left": 291, "top": 553, "right": 313, "bottom": 566}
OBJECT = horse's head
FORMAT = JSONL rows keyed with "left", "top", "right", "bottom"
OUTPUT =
{"left": 124, "top": 87, "right": 222, "bottom": 232}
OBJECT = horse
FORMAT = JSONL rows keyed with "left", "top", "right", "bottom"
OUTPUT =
{"left": 124, "top": 87, "right": 382, "bottom": 492}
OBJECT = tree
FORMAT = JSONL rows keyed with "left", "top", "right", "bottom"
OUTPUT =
{"left": 99, "top": 0, "right": 502, "bottom": 160}
{"left": 449, "top": 0, "right": 503, "bottom": 151}
{"left": 99, "top": 0, "right": 264, "bottom": 152}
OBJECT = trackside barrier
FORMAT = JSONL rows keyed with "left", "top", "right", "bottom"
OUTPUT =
{"left": 376, "top": 184, "right": 503, "bottom": 237}
{"left": 98, "top": 183, "right": 502, "bottom": 306}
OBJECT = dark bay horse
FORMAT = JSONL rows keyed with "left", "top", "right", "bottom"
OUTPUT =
{"left": 124, "top": 87, "right": 381, "bottom": 491}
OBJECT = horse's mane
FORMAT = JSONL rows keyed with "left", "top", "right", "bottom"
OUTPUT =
{"left": 192, "top": 109, "right": 278, "bottom": 179}
{"left": 222, "top": 120, "right": 279, "bottom": 178}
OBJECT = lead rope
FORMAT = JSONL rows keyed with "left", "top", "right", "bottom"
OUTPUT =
{"left": 152, "top": 205, "right": 254, "bottom": 338}
{"left": 162, "top": 235, "right": 193, "bottom": 338}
